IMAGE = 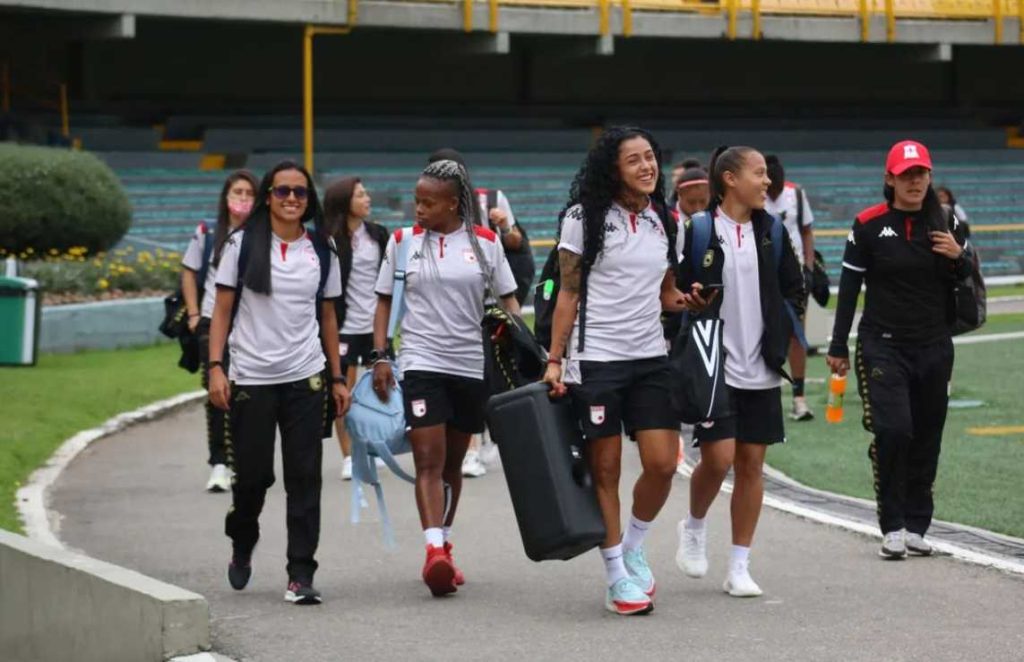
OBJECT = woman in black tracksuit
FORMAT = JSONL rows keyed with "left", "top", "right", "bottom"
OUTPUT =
{"left": 675, "top": 146, "right": 805, "bottom": 598}
{"left": 827, "top": 140, "right": 969, "bottom": 561}
{"left": 323, "top": 176, "right": 389, "bottom": 480}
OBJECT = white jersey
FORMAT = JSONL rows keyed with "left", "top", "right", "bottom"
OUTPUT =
{"left": 216, "top": 229, "right": 342, "bottom": 386}
{"left": 715, "top": 208, "right": 781, "bottom": 390}
{"left": 375, "top": 224, "right": 517, "bottom": 380}
{"left": 558, "top": 202, "right": 671, "bottom": 369}
{"left": 340, "top": 222, "right": 381, "bottom": 335}
{"left": 180, "top": 222, "right": 218, "bottom": 319}
{"left": 764, "top": 183, "right": 814, "bottom": 266}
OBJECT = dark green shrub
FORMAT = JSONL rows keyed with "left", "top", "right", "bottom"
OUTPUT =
{"left": 0, "top": 143, "right": 132, "bottom": 255}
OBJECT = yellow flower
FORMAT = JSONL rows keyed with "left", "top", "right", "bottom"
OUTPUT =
{"left": 97, "top": 278, "right": 109, "bottom": 290}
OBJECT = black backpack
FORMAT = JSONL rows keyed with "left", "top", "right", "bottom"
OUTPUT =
{"left": 945, "top": 208, "right": 986, "bottom": 336}
{"left": 483, "top": 189, "right": 535, "bottom": 305}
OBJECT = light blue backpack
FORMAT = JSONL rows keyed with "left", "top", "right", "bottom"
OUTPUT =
{"left": 345, "top": 227, "right": 416, "bottom": 547}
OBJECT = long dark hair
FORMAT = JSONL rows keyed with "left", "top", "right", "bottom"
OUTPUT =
{"left": 323, "top": 176, "right": 362, "bottom": 257}
{"left": 558, "top": 126, "right": 670, "bottom": 267}
{"left": 213, "top": 169, "right": 259, "bottom": 266}
{"left": 707, "top": 145, "right": 759, "bottom": 211}
{"left": 240, "top": 160, "right": 324, "bottom": 295}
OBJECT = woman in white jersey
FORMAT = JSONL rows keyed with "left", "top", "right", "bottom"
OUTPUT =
{"left": 208, "top": 160, "right": 351, "bottom": 606}
{"left": 371, "top": 159, "right": 519, "bottom": 597}
{"left": 542, "top": 126, "right": 691, "bottom": 616}
{"left": 675, "top": 146, "right": 805, "bottom": 598}
{"left": 180, "top": 169, "right": 258, "bottom": 493}
{"left": 323, "top": 176, "right": 390, "bottom": 481}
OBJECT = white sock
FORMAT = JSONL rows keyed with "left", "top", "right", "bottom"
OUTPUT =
{"left": 622, "top": 515, "right": 652, "bottom": 551}
{"left": 443, "top": 527, "right": 452, "bottom": 543}
{"left": 424, "top": 527, "right": 444, "bottom": 548}
{"left": 730, "top": 545, "right": 751, "bottom": 566}
{"left": 685, "top": 515, "right": 706, "bottom": 531}
{"left": 600, "top": 544, "right": 630, "bottom": 587}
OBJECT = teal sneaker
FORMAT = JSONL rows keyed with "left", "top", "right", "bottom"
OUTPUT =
{"left": 605, "top": 577, "right": 653, "bottom": 616}
{"left": 623, "top": 546, "right": 656, "bottom": 598}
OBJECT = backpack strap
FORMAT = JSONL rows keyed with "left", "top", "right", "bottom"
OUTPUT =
{"left": 386, "top": 227, "right": 415, "bottom": 340}
{"left": 768, "top": 215, "right": 810, "bottom": 349}
{"left": 197, "top": 222, "right": 215, "bottom": 291}
{"left": 795, "top": 186, "right": 806, "bottom": 230}
{"left": 309, "top": 230, "right": 333, "bottom": 301}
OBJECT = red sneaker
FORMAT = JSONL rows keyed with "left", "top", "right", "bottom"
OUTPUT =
{"left": 444, "top": 541, "right": 466, "bottom": 586}
{"left": 422, "top": 545, "right": 457, "bottom": 597}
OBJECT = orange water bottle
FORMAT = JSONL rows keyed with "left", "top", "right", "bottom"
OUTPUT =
{"left": 826, "top": 373, "right": 847, "bottom": 423}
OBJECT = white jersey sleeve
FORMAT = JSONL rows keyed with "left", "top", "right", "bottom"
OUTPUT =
{"left": 323, "top": 239, "right": 342, "bottom": 299}
{"left": 374, "top": 233, "right": 399, "bottom": 296}
{"left": 800, "top": 188, "right": 815, "bottom": 227}
{"left": 181, "top": 225, "right": 206, "bottom": 271}
{"left": 215, "top": 231, "right": 242, "bottom": 288}
{"left": 491, "top": 240, "right": 518, "bottom": 298}
{"left": 557, "top": 205, "right": 584, "bottom": 255}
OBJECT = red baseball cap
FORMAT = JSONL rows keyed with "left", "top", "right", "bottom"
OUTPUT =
{"left": 886, "top": 140, "right": 932, "bottom": 175}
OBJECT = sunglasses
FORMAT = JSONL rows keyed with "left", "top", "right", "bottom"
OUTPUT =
{"left": 269, "top": 185, "right": 309, "bottom": 200}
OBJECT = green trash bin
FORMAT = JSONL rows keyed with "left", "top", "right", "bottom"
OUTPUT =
{"left": 0, "top": 276, "right": 41, "bottom": 366}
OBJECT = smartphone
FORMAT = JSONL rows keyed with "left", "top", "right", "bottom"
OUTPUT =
{"left": 700, "top": 283, "right": 724, "bottom": 298}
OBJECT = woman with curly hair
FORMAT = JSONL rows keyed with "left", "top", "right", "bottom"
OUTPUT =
{"left": 541, "top": 126, "right": 697, "bottom": 616}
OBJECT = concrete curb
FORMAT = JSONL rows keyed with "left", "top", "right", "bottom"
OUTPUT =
{"left": 16, "top": 389, "right": 208, "bottom": 548}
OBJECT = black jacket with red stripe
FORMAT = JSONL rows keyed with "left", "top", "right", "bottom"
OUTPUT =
{"left": 829, "top": 201, "right": 970, "bottom": 357}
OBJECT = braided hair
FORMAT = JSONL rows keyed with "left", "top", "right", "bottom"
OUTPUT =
{"left": 420, "top": 159, "right": 495, "bottom": 290}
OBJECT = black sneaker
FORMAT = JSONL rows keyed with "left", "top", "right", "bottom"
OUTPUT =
{"left": 228, "top": 556, "right": 253, "bottom": 590}
{"left": 285, "top": 580, "right": 322, "bottom": 605}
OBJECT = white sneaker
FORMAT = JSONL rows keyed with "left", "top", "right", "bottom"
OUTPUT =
{"left": 723, "top": 560, "right": 763, "bottom": 597}
{"left": 880, "top": 529, "right": 908, "bottom": 559}
{"left": 789, "top": 396, "right": 814, "bottom": 421}
{"left": 462, "top": 451, "right": 487, "bottom": 478}
{"left": 905, "top": 532, "right": 932, "bottom": 557}
{"left": 206, "top": 464, "right": 231, "bottom": 493}
{"left": 675, "top": 520, "right": 709, "bottom": 578}
{"left": 341, "top": 456, "right": 353, "bottom": 481}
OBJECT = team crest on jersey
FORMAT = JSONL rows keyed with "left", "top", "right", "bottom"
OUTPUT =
{"left": 412, "top": 399, "right": 428, "bottom": 418}
{"left": 590, "top": 406, "right": 606, "bottom": 425}
{"left": 463, "top": 249, "right": 477, "bottom": 263}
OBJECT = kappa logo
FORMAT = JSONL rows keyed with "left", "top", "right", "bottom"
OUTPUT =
{"left": 879, "top": 226, "right": 898, "bottom": 238}
{"left": 692, "top": 319, "right": 721, "bottom": 377}
{"left": 410, "top": 251, "right": 423, "bottom": 261}
{"left": 339, "top": 342, "right": 349, "bottom": 357}
{"left": 412, "top": 399, "right": 427, "bottom": 418}
{"left": 904, "top": 144, "right": 920, "bottom": 159}
{"left": 235, "top": 390, "right": 251, "bottom": 402}
{"left": 871, "top": 367, "right": 885, "bottom": 379}
{"left": 590, "top": 406, "right": 606, "bottom": 425}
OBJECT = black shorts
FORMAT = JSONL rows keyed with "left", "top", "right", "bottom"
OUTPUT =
{"left": 401, "top": 370, "right": 488, "bottom": 434}
{"left": 568, "top": 357, "right": 677, "bottom": 440}
{"left": 692, "top": 386, "right": 785, "bottom": 446}
{"left": 339, "top": 333, "right": 374, "bottom": 370}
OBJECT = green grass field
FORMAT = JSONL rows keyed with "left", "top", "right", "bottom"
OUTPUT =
{"left": 0, "top": 344, "right": 196, "bottom": 532}
{"left": 770, "top": 314, "right": 1024, "bottom": 538}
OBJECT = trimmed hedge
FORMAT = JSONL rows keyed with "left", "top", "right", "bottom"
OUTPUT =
{"left": 0, "top": 143, "right": 131, "bottom": 255}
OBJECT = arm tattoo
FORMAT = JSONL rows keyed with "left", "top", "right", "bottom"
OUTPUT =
{"left": 559, "top": 249, "right": 583, "bottom": 295}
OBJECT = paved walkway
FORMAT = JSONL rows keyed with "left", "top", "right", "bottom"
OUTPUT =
{"left": 51, "top": 405, "right": 1024, "bottom": 662}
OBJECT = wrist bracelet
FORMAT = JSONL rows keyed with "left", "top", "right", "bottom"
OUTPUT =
{"left": 547, "top": 357, "right": 562, "bottom": 366}
{"left": 209, "top": 361, "right": 224, "bottom": 371}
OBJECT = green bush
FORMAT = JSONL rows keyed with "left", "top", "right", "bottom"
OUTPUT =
{"left": 0, "top": 143, "right": 132, "bottom": 255}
